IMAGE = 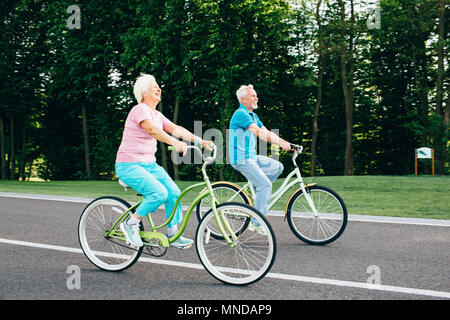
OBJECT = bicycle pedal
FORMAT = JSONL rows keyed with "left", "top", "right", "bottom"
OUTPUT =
{"left": 124, "top": 240, "right": 140, "bottom": 249}
{"left": 172, "top": 243, "right": 192, "bottom": 250}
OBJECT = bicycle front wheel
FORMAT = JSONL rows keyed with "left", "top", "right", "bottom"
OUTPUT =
{"left": 78, "top": 196, "right": 143, "bottom": 271}
{"left": 195, "top": 202, "right": 276, "bottom": 286}
{"left": 286, "top": 185, "right": 347, "bottom": 245}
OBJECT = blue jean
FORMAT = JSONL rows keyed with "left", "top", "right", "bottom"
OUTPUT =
{"left": 115, "top": 162, "right": 182, "bottom": 227}
{"left": 231, "top": 155, "right": 283, "bottom": 216}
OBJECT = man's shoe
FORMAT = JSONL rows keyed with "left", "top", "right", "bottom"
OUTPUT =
{"left": 248, "top": 221, "right": 267, "bottom": 235}
{"left": 170, "top": 235, "right": 193, "bottom": 249}
{"left": 120, "top": 222, "right": 143, "bottom": 247}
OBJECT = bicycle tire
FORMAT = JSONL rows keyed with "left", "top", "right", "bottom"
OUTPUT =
{"left": 78, "top": 196, "right": 143, "bottom": 271}
{"left": 286, "top": 185, "right": 347, "bottom": 245}
{"left": 195, "top": 202, "right": 276, "bottom": 286}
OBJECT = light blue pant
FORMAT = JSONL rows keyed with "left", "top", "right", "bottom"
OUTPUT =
{"left": 115, "top": 162, "right": 182, "bottom": 227}
{"left": 231, "top": 155, "right": 284, "bottom": 217}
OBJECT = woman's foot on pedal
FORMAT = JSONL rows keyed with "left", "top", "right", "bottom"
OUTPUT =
{"left": 169, "top": 235, "right": 193, "bottom": 249}
{"left": 120, "top": 222, "right": 143, "bottom": 247}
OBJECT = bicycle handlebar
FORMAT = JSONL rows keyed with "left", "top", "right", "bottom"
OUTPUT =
{"left": 290, "top": 144, "right": 303, "bottom": 154}
{"left": 289, "top": 144, "right": 303, "bottom": 167}
{"left": 168, "top": 144, "right": 217, "bottom": 164}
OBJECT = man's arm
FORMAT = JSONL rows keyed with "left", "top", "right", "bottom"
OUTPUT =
{"left": 248, "top": 124, "right": 291, "bottom": 151}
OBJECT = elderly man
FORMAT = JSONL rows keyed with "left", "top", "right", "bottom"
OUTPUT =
{"left": 228, "top": 84, "right": 291, "bottom": 233}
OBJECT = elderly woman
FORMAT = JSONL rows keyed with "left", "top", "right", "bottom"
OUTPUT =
{"left": 116, "top": 74, "right": 213, "bottom": 248}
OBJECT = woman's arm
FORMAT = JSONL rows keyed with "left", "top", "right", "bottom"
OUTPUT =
{"left": 164, "top": 122, "right": 195, "bottom": 142}
{"left": 140, "top": 119, "right": 187, "bottom": 153}
{"left": 164, "top": 122, "right": 213, "bottom": 149}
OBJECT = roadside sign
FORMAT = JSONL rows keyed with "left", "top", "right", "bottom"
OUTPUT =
{"left": 415, "top": 147, "right": 434, "bottom": 175}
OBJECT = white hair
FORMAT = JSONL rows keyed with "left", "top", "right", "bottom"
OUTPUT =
{"left": 236, "top": 84, "right": 254, "bottom": 103}
{"left": 133, "top": 74, "right": 156, "bottom": 103}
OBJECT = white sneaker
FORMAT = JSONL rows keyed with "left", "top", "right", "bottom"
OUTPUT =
{"left": 120, "top": 222, "right": 143, "bottom": 247}
{"left": 169, "top": 235, "right": 193, "bottom": 249}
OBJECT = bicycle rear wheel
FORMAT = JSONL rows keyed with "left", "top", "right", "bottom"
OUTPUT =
{"left": 78, "top": 196, "right": 143, "bottom": 271}
{"left": 195, "top": 202, "right": 276, "bottom": 286}
{"left": 286, "top": 185, "right": 347, "bottom": 245}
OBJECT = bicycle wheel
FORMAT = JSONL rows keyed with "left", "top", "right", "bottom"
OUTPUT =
{"left": 196, "top": 202, "right": 276, "bottom": 286}
{"left": 196, "top": 183, "right": 251, "bottom": 239}
{"left": 286, "top": 185, "right": 347, "bottom": 245}
{"left": 78, "top": 196, "right": 143, "bottom": 271}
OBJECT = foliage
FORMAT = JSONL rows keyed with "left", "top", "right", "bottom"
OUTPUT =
{"left": 0, "top": 0, "right": 448, "bottom": 181}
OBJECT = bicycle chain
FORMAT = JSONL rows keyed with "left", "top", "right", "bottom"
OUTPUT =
{"left": 104, "top": 236, "right": 167, "bottom": 257}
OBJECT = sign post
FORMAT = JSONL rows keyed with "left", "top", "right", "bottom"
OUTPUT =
{"left": 415, "top": 147, "right": 434, "bottom": 176}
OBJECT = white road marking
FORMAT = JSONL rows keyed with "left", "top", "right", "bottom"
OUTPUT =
{"left": 0, "top": 192, "right": 92, "bottom": 203}
{"left": 0, "top": 192, "right": 449, "bottom": 227}
{"left": 1, "top": 237, "right": 449, "bottom": 299}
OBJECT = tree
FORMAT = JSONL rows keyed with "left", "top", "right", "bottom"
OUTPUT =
{"left": 1, "top": 0, "right": 447, "bottom": 180}
{"left": 0, "top": 0, "right": 48, "bottom": 180}
{"left": 311, "top": 0, "right": 327, "bottom": 176}
{"left": 336, "top": 0, "right": 355, "bottom": 176}
{"left": 435, "top": 0, "right": 448, "bottom": 174}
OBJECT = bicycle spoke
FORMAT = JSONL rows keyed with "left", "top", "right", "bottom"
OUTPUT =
{"left": 196, "top": 203, "right": 275, "bottom": 285}
{"left": 288, "top": 187, "right": 347, "bottom": 245}
{"left": 79, "top": 197, "right": 141, "bottom": 271}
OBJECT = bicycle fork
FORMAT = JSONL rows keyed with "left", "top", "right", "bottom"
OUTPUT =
{"left": 296, "top": 168, "right": 319, "bottom": 218}
{"left": 205, "top": 177, "right": 239, "bottom": 247}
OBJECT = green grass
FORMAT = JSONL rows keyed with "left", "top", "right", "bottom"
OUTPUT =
{"left": 0, "top": 175, "right": 448, "bottom": 220}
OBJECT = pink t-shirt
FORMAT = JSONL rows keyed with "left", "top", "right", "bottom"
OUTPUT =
{"left": 116, "top": 103, "right": 172, "bottom": 163}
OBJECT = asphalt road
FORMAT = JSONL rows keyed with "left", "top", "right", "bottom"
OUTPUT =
{"left": 1, "top": 194, "right": 449, "bottom": 302}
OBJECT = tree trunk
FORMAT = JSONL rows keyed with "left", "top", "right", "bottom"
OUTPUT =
{"left": 19, "top": 120, "right": 26, "bottom": 180}
{"left": 157, "top": 100, "right": 169, "bottom": 172}
{"left": 443, "top": 91, "right": 449, "bottom": 174}
{"left": 9, "top": 115, "right": 15, "bottom": 180}
{"left": 311, "top": 0, "right": 324, "bottom": 177}
{"left": 337, "top": 0, "right": 355, "bottom": 176}
{"left": 436, "top": 0, "right": 446, "bottom": 175}
{"left": 172, "top": 96, "right": 180, "bottom": 180}
{"left": 81, "top": 105, "right": 91, "bottom": 179}
{"left": 0, "top": 116, "right": 5, "bottom": 179}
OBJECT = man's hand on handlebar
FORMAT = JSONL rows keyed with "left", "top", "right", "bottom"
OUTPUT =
{"left": 289, "top": 144, "right": 302, "bottom": 152}
{"left": 279, "top": 141, "right": 292, "bottom": 151}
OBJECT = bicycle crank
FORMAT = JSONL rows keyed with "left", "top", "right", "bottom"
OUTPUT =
{"left": 143, "top": 238, "right": 168, "bottom": 257}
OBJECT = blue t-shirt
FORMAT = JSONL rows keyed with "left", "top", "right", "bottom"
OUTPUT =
{"left": 228, "top": 104, "right": 264, "bottom": 164}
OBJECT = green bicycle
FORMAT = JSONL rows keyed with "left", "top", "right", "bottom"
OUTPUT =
{"left": 78, "top": 145, "right": 276, "bottom": 286}
{"left": 196, "top": 144, "right": 348, "bottom": 245}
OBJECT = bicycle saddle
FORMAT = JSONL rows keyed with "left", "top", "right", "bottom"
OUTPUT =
{"left": 118, "top": 179, "right": 130, "bottom": 191}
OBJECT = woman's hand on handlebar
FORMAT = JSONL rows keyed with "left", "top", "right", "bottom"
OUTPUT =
{"left": 199, "top": 139, "right": 215, "bottom": 151}
{"left": 173, "top": 140, "right": 187, "bottom": 155}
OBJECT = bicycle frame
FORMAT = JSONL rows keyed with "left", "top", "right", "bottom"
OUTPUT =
{"left": 229, "top": 146, "right": 319, "bottom": 217}
{"left": 106, "top": 146, "right": 238, "bottom": 247}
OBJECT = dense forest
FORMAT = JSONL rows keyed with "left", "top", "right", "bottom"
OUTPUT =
{"left": 0, "top": 0, "right": 448, "bottom": 181}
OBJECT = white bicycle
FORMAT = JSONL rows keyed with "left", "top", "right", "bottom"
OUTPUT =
{"left": 196, "top": 144, "right": 348, "bottom": 245}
